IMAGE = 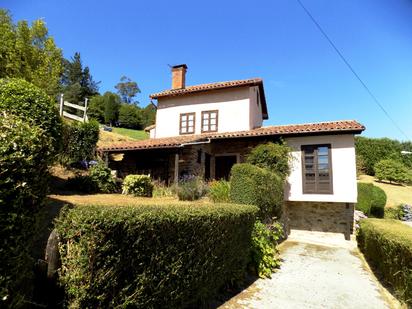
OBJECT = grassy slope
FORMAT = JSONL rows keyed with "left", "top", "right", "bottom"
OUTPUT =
{"left": 97, "top": 128, "right": 148, "bottom": 148}
{"left": 112, "top": 127, "right": 148, "bottom": 140}
{"left": 358, "top": 174, "right": 412, "bottom": 207}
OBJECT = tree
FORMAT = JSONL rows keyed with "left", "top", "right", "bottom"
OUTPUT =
{"left": 140, "top": 103, "right": 156, "bottom": 128}
{"left": 374, "top": 159, "right": 410, "bottom": 184}
{"left": 87, "top": 95, "right": 105, "bottom": 123}
{"left": 118, "top": 103, "right": 141, "bottom": 129}
{"left": 115, "top": 76, "right": 140, "bottom": 104}
{"left": 61, "top": 52, "right": 99, "bottom": 103}
{"left": 0, "top": 9, "right": 63, "bottom": 97}
{"left": 103, "top": 92, "right": 121, "bottom": 126}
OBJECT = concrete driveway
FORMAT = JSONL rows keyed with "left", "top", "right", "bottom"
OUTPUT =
{"left": 220, "top": 230, "right": 400, "bottom": 309}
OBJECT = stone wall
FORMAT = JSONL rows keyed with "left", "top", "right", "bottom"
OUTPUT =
{"left": 286, "top": 201, "right": 354, "bottom": 240}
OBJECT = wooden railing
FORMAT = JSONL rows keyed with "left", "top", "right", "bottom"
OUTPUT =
{"left": 59, "top": 94, "right": 88, "bottom": 122}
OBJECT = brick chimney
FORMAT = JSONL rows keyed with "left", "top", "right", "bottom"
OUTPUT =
{"left": 171, "top": 64, "right": 187, "bottom": 89}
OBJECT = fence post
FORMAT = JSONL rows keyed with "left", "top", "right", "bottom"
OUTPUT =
{"left": 59, "top": 94, "right": 64, "bottom": 116}
{"left": 84, "top": 98, "right": 88, "bottom": 122}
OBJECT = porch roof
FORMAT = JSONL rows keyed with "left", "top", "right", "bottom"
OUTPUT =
{"left": 98, "top": 120, "right": 365, "bottom": 152}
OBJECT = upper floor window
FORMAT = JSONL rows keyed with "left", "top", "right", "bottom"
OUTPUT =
{"left": 301, "top": 144, "right": 333, "bottom": 194}
{"left": 180, "top": 112, "right": 195, "bottom": 135}
{"left": 201, "top": 110, "right": 218, "bottom": 133}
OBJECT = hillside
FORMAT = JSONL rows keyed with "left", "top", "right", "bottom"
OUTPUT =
{"left": 97, "top": 128, "right": 148, "bottom": 148}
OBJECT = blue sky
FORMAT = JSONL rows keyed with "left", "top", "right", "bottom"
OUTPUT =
{"left": 3, "top": 0, "right": 412, "bottom": 140}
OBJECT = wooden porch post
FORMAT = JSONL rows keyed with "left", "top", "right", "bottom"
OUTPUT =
{"left": 104, "top": 152, "right": 109, "bottom": 167}
{"left": 174, "top": 153, "right": 179, "bottom": 184}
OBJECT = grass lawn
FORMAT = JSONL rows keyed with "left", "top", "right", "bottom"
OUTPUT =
{"left": 358, "top": 174, "right": 412, "bottom": 207}
{"left": 112, "top": 127, "right": 148, "bottom": 140}
{"left": 48, "top": 193, "right": 211, "bottom": 207}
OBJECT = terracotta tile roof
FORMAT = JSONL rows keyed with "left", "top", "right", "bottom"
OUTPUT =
{"left": 99, "top": 120, "right": 365, "bottom": 152}
{"left": 150, "top": 78, "right": 269, "bottom": 119}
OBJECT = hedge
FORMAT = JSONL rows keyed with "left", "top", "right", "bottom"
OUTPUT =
{"left": 230, "top": 163, "right": 283, "bottom": 220}
{"left": 357, "top": 183, "right": 387, "bottom": 218}
{"left": 122, "top": 174, "right": 153, "bottom": 197}
{"left": 357, "top": 219, "right": 412, "bottom": 305}
{"left": 55, "top": 203, "right": 258, "bottom": 308}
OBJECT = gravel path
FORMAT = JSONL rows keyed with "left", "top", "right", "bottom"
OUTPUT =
{"left": 220, "top": 230, "right": 399, "bottom": 309}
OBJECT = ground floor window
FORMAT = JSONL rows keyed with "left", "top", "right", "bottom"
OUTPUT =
{"left": 301, "top": 144, "right": 333, "bottom": 194}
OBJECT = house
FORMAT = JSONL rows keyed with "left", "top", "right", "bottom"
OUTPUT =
{"left": 99, "top": 64, "right": 365, "bottom": 239}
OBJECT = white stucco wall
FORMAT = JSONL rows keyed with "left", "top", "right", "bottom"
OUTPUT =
{"left": 154, "top": 87, "right": 258, "bottom": 138}
{"left": 285, "top": 134, "right": 358, "bottom": 203}
{"left": 249, "top": 86, "right": 263, "bottom": 129}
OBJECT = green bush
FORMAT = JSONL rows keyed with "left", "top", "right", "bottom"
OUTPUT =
{"left": 374, "top": 159, "right": 410, "bottom": 184}
{"left": 250, "top": 221, "right": 282, "bottom": 278}
{"left": 0, "top": 113, "right": 51, "bottom": 307}
{"left": 60, "top": 120, "right": 99, "bottom": 165}
{"left": 356, "top": 183, "right": 387, "bottom": 218}
{"left": 208, "top": 180, "right": 230, "bottom": 203}
{"left": 122, "top": 175, "right": 154, "bottom": 197}
{"left": 152, "top": 182, "right": 175, "bottom": 198}
{"left": 357, "top": 219, "right": 412, "bottom": 305}
{"left": 89, "top": 162, "right": 118, "bottom": 193}
{"left": 230, "top": 163, "right": 283, "bottom": 220}
{"left": 176, "top": 176, "right": 208, "bottom": 201}
{"left": 55, "top": 203, "right": 258, "bottom": 308}
{"left": 384, "top": 205, "right": 404, "bottom": 220}
{"left": 0, "top": 78, "right": 62, "bottom": 154}
{"left": 246, "top": 142, "right": 291, "bottom": 180}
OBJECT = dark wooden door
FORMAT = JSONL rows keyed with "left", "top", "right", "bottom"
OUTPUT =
{"left": 215, "top": 155, "right": 237, "bottom": 180}
{"left": 205, "top": 153, "right": 211, "bottom": 180}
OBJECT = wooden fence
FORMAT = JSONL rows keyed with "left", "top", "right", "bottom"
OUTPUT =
{"left": 59, "top": 94, "right": 88, "bottom": 122}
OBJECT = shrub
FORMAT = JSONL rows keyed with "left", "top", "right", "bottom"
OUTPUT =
{"left": 55, "top": 203, "right": 258, "bottom": 308}
{"left": 89, "top": 162, "right": 118, "bottom": 193}
{"left": 384, "top": 205, "right": 404, "bottom": 220}
{"left": 246, "top": 142, "right": 291, "bottom": 180}
{"left": 0, "top": 78, "right": 62, "bottom": 154}
{"left": 356, "top": 183, "right": 386, "bottom": 218}
{"left": 60, "top": 120, "right": 99, "bottom": 165}
{"left": 250, "top": 221, "right": 282, "bottom": 278}
{"left": 176, "top": 176, "right": 208, "bottom": 201}
{"left": 152, "top": 182, "right": 175, "bottom": 198}
{"left": 66, "top": 175, "right": 98, "bottom": 193}
{"left": 118, "top": 103, "right": 142, "bottom": 129}
{"left": 0, "top": 113, "right": 51, "bottom": 307}
{"left": 357, "top": 219, "right": 412, "bottom": 305}
{"left": 122, "top": 175, "right": 154, "bottom": 197}
{"left": 208, "top": 180, "right": 230, "bottom": 203}
{"left": 230, "top": 163, "right": 283, "bottom": 220}
{"left": 374, "top": 159, "right": 410, "bottom": 184}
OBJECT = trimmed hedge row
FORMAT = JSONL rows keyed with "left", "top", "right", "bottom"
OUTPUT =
{"left": 230, "top": 163, "right": 283, "bottom": 220}
{"left": 357, "top": 183, "right": 387, "bottom": 218}
{"left": 56, "top": 203, "right": 258, "bottom": 308}
{"left": 357, "top": 219, "right": 412, "bottom": 305}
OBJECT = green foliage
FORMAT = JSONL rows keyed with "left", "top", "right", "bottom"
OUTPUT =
{"left": 246, "top": 142, "right": 291, "bottom": 179}
{"left": 357, "top": 219, "right": 412, "bottom": 305}
{"left": 384, "top": 205, "right": 404, "bottom": 220}
{"left": 55, "top": 203, "right": 258, "bottom": 308}
{"left": 115, "top": 76, "right": 140, "bottom": 104}
{"left": 103, "top": 92, "right": 121, "bottom": 125}
{"left": 355, "top": 136, "right": 412, "bottom": 176}
{"left": 122, "top": 175, "right": 154, "bottom": 197}
{"left": 375, "top": 159, "right": 410, "bottom": 184}
{"left": 89, "top": 162, "right": 118, "bottom": 193}
{"left": 118, "top": 103, "right": 142, "bottom": 129}
{"left": 176, "top": 176, "right": 208, "bottom": 201}
{"left": 0, "top": 113, "right": 51, "bottom": 307}
{"left": 140, "top": 103, "right": 156, "bottom": 128}
{"left": 87, "top": 94, "right": 105, "bottom": 123}
{"left": 0, "top": 10, "right": 63, "bottom": 96}
{"left": 0, "top": 78, "right": 62, "bottom": 155}
{"left": 250, "top": 221, "right": 282, "bottom": 278}
{"left": 66, "top": 174, "right": 98, "bottom": 193}
{"left": 230, "top": 163, "right": 283, "bottom": 220}
{"left": 208, "top": 180, "right": 231, "bottom": 203}
{"left": 357, "top": 183, "right": 387, "bottom": 218}
{"left": 152, "top": 182, "right": 175, "bottom": 198}
{"left": 60, "top": 120, "right": 99, "bottom": 165}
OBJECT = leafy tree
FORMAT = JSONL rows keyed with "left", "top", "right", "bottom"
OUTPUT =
{"left": 119, "top": 103, "right": 142, "bottom": 129}
{"left": 87, "top": 95, "right": 105, "bottom": 123}
{"left": 246, "top": 142, "right": 291, "bottom": 180}
{"left": 115, "top": 76, "right": 140, "bottom": 104}
{"left": 61, "top": 52, "right": 99, "bottom": 104}
{"left": 140, "top": 103, "right": 156, "bottom": 128}
{"left": 103, "top": 92, "right": 121, "bottom": 125}
{"left": 374, "top": 159, "right": 410, "bottom": 184}
{"left": 0, "top": 9, "right": 63, "bottom": 97}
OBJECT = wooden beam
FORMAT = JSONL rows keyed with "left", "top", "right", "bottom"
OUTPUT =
{"left": 174, "top": 153, "right": 179, "bottom": 184}
{"left": 63, "top": 111, "right": 85, "bottom": 122}
{"left": 64, "top": 101, "right": 86, "bottom": 111}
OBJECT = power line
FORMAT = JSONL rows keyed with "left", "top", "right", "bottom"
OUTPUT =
{"left": 296, "top": 0, "right": 410, "bottom": 140}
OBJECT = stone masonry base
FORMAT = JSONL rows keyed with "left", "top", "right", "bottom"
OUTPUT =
{"left": 286, "top": 201, "right": 354, "bottom": 240}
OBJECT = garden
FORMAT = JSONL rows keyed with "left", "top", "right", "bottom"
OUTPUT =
{"left": 0, "top": 77, "right": 289, "bottom": 308}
